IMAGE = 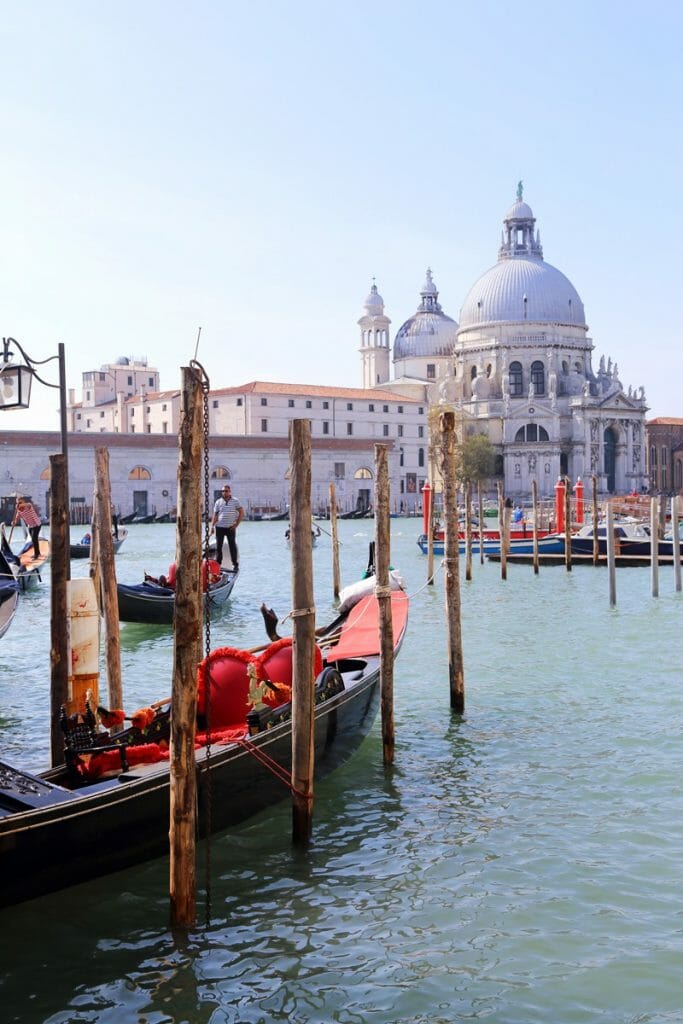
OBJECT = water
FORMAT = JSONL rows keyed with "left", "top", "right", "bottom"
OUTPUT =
{"left": 1, "top": 521, "right": 682, "bottom": 1023}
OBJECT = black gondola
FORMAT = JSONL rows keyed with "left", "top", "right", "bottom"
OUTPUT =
{"left": 70, "top": 528, "right": 129, "bottom": 560}
{"left": 0, "top": 543, "right": 19, "bottom": 639}
{"left": 0, "top": 526, "right": 49, "bottom": 591}
{"left": 117, "top": 563, "right": 238, "bottom": 624}
{"left": 0, "top": 581, "right": 409, "bottom": 907}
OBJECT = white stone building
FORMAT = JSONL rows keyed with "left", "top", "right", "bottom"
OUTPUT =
{"left": 362, "top": 187, "right": 648, "bottom": 496}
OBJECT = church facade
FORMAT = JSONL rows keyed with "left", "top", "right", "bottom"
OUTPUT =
{"left": 363, "top": 187, "right": 648, "bottom": 497}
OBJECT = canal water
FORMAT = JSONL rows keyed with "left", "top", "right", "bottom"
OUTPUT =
{"left": 1, "top": 520, "right": 682, "bottom": 1023}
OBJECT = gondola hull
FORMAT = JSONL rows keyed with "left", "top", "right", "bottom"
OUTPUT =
{"left": 70, "top": 529, "right": 128, "bottom": 559}
{"left": 117, "top": 568, "right": 238, "bottom": 624}
{"left": 0, "top": 590, "right": 408, "bottom": 907}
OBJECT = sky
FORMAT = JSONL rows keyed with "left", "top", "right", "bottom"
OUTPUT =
{"left": 1, "top": 0, "right": 681, "bottom": 432}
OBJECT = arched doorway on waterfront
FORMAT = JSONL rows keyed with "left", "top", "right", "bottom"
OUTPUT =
{"left": 604, "top": 427, "right": 617, "bottom": 492}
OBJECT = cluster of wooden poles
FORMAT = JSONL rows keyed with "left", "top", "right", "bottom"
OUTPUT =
{"left": 423, "top": 465, "right": 682, "bottom": 609}
{"left": 42, "top": 393, "right": 467, "bottom": 927}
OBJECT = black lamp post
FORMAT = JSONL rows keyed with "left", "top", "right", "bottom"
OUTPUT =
{"left": 0, "top": 337, "right": 69, "bottom": 471}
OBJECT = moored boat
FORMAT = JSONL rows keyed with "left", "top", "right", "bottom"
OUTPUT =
{"left": 117, "top": 560, "right": 238, "bottom": 624}
{"left": 0, "top": 580, "right": 409, "bottom": 908}
{"left": 0, "top": 544, "right": 20, "bottom": 638}
{"left": 70, "top": 528, "right": 128, "bottom": 560}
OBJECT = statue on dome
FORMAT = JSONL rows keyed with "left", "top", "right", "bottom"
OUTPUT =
{"left": 517, "top": 180, "right": 523, "bottom": 201}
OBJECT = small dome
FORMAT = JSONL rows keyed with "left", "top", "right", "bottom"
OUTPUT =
{"left": 505, "top": 199, "right": 534, "bottom": 221}
{"left": 394, "top": 269, "right": 458, "bottom": 360}
{"left": 115, "top": 356, "right": 130, "bottom": 365}
{"left": 363, "top": 282, "right": 385, "bottom": 314}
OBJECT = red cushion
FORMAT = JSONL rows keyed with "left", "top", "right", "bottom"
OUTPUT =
{"left": 196, "top": 646, "right": 255, "bottom": 728}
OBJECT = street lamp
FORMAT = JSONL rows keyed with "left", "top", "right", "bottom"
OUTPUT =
{"left": 0, "top": 337, "right": 69, "bottom": 468}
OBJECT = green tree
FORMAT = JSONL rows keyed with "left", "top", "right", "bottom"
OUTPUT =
{"left": 457, "top": 433, "right": 496, "bottom": 486}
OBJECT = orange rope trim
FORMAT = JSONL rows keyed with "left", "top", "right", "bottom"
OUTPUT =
{"left": 235, "top": 736, "right": 308, "bottom": 799}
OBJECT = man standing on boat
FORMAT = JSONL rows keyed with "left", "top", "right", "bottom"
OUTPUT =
{"left": 210, "top": 484, "right": 244, "bottom": 570}
{"left": 13, "top": 497, "right": 42, "bottom": 560}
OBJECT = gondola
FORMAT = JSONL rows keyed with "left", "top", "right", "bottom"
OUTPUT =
{"left": 0, "top": 575, "right": 409, "bottom": 907}
{"left": 117, "top": 561, "right": 238, "bottom": 624}
{"left": 0, "top": 525, "right": 49, "bottom": 590}
{"left": 0, "top": 544, "right": 20, "bottom": 639}
{"left": 70, "top": 528, "right": 129, "bottom": 560}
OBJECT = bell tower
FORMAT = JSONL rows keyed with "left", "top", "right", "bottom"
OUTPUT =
{"left": 358, "top": 281, "right": 391, "bottom": 387}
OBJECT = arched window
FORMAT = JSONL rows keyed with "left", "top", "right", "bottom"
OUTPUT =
{"left": 509, "top": 361, "right": 523, "bottom": 396}
{"left": 514, "top": 424, "right": 549, "bottom": 442}
{"left": 399, "top": 447, "right": 404, "bottom": 468}
{"left": 40, "top": 467, "right": 51, "bottom": 480}
{"left": 418, "top": 447, "right": 425, "bottom": 468}
{"left": 211, "top": 466, "right": 231, "bottom": 479}
{"left": 470, "top": 366, "right": 477, "bottom": 380}
{"left": 128, "top": 466, "right": 151, "bottom": 480}
{"left": 354, "top": 468, "right": 373, "bottom": 479}
{"left": 531, "top": 361, "right": 545, "bottom": 395}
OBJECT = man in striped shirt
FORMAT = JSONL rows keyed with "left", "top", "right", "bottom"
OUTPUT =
{"left": 14, "top": 498, "right": 42, "bottom": 560}
{"left": 210, "top": 484, "right": 244, "bottom": 570}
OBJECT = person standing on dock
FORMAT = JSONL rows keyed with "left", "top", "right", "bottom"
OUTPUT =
{"left": 210, "top": 484, "right": 244, "bottom": 569}
{"left": 13, "top": 497, "right": 42, "bottom": 560}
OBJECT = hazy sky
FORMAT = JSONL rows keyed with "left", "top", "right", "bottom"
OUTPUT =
{"left": 1, "top": 0, "right": 681, "bottom": 432}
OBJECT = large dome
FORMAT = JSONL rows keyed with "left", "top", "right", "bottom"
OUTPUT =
{"left": 458, "top": 191, "right": 587, "bottom": 331}
{"left": 394, "top": 269, "right": 458, "bottom": 360}
{"left": 459, "top": 258, "right": 586, "bottom": 329}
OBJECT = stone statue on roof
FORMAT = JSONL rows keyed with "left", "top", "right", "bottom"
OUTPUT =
{"left": 517, "top": 180, "right": 523, "bottom": 201}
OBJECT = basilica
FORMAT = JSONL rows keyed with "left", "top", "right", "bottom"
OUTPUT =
{"left": 362, "top": 186, "right": 648, "bottom": 496}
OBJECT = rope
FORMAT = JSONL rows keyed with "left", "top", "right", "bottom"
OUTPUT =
{"left": 281, "top": 605, "right": 316, "bottom": 624}
{"left": 236, "top": 737, "right": 308, "bottom": 799}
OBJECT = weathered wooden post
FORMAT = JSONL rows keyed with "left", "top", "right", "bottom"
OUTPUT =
{"left": 591, "top": 475, "right": 600, "bottom": 566}
{"left": 497, "top": 482, "right": 507, "bottom": 580}
{"left": 606, "top": 501, "right": 617, "bottom": 607}
{"left": 650, "top": 495, "right": 659, "bottom": 598}
{"left": 49, "top": 453, "right": 70, "bottom": 767}
{"left": 375, "top": 444, "right": 395, "bottom": 765}
{"left": 290, "top": 420, "right": 316, "bottom": 846}
{"left": 564, "top": 476, "right": 572, "bottom": 572}
{"left": 464, "top": 481, "right": 473, "bottom": 582}
{"left": 531, "top": 479, "right": 539, "bottom": 575}
{"left": 672, "top": 496, "right": 681, "bottom": 593}
{"left": 94, "top": 447, "right": 123, "bottom": 716}
{"left": 169, "top": 365, "right": 204, "bottom": 928}
{"left": 477, "top": 481, "right": 485, "bottom": 565}
{"left": 441, "top": 411, "right": 464, "bottom": 713}
{"left": 329, "top": 481, "right": 341, "bottom": 599}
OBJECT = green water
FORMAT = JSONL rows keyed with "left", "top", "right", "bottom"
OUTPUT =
{"left": 1, "top": 521, "right": 682, "bottom": 1023}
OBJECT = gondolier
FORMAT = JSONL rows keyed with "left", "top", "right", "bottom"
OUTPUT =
{"left": 210, "top": 484, "right": 244, "bottom": 569}
{"left": 13, "top": 498, "right": 42, "bottom": 560}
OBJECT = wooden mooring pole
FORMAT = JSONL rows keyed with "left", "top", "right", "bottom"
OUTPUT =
{"left": 672, "top": 496, "right": 681, "bottom": 593}
{"left": 591, "top": 476, "right": 600, "bottom": 566}
{"left": 606, "top": 502, "right": 617, "bottom": 607}
{"left": 169, "top": 365, "right": 204, "bottom": 929}
{"left": 329, "top": 481, "right": 341, "bottom": 599}
{"left": 477, "top": 481, "right": 484, "bottom": 565}
{"left": 440, "top": 412, "right": 464, "bottom": 713}
{"left": 650, "top": 495, "right": 659, "bottom": 599}
{"left": 374, "top": 444, "right": 395, "bottom": 765}
{"left": 94, "top": 447, "right": 123, "bottom": 716}
{"left": 49, "top": 453, "right": 70, "bottom": 767}
{"left": 497, "top": 483, "right": 507, "bottom": 581}
{"left": 290, "top": 420, "right": 316, "bottom": 846}
{"left": 531, "top": 479, "right": 539, "bottom": 575}
{"left": 464, "top": 481, "right": 473, "bottom": 581}
{"left": 564, "top": 476, "right": 572, "bottom": 572}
